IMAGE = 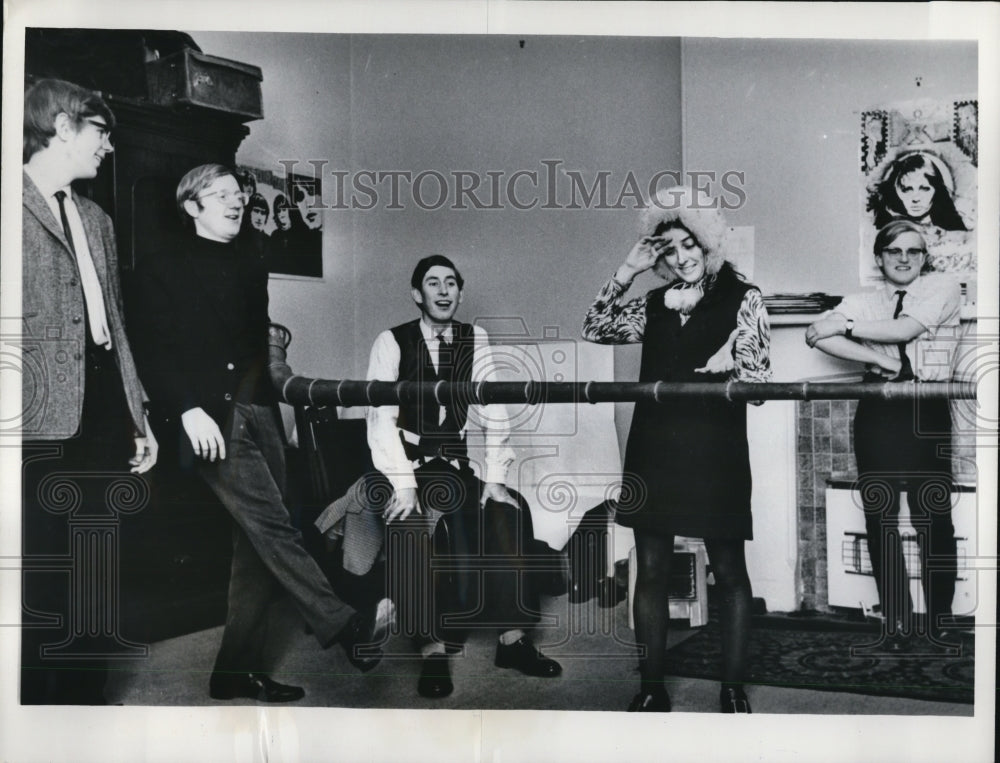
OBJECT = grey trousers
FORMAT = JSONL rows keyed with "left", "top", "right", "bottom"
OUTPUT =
{"left": 197, "top": 402, "right": 353, "bottom": 674}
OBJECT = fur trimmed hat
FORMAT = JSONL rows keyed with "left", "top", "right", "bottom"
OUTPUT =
{"left": 639, "top": 185, "right": 730, "bottom": 280}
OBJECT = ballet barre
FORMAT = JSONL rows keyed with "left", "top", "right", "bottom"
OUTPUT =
{"left": 267, "top": 329, "right": 975, "bottom": 407}
{"left": 273, "top": 376, "right": 976, "bottom": 407}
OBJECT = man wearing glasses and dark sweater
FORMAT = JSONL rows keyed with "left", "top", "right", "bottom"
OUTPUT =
{"left": 132, "top": 163, "right": 391, "bottom": 703}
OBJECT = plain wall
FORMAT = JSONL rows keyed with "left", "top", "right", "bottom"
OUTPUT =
{"left": 681, "top": 38, "right": 978, "bottom": 297}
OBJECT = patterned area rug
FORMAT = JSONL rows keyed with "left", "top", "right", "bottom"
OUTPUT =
{"left": 665, "top": 620, "right": 975, "bottom": 704}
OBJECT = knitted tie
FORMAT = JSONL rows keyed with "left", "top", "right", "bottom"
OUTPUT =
{"left": 54, "top": 190, "right": 77, "bottom": 256}
{"left": 893, "top": 290, "right": 914, "bottom": 381}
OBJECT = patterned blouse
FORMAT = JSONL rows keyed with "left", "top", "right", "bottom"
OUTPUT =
{"left": 582, "top": 274, "right": 773, "bottom": 385}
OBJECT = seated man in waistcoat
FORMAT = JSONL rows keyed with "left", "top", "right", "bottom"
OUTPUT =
{"left": 366, "top": 254, "right": 562, "bottom": 699}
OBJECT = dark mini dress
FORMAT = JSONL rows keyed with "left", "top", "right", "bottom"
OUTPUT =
{"left": 617, "top": 265, "right": 756, "bottom": 540}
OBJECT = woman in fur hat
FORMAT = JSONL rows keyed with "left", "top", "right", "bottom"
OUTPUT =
{"left": 582, "top": 186, "right": 771, "bottom": 713}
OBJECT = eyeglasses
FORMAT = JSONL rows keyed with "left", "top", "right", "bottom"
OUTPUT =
{"left": 881, "top": 247, "right": 927, "bottom": 259}
{"left": 84, "top": 118, "right": 112, "bottom": 143}
{"left": 197, "top": 190, "right": 250, "bottom": 206}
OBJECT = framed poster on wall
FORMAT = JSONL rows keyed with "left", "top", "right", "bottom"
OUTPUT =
{"left": 860, "top": 98, "right": 977, "bottom": 290}
{"left": 235, "top": 163, "right": 323, "bottom": 279}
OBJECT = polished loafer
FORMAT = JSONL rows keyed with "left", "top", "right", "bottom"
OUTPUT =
{"left": 720, "top": 685, "right": 751, "bottom": 714}
{"left": 334, "top": 599, "right": 394, "bottom": 673}
{"left": 417, "top": 654, "right": 453, "bottom": 699}
{"left": 494, "top": 637, "right": 562, "bottom": 677}
{"left": 627, "top": 690, "right": 672, "bottom": 712}
{"left": 209, "top": 672, "right": 305, "bottom": 703}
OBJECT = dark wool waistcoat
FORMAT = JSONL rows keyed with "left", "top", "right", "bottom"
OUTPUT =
{"left": 390, "top": 319, "right": 476, "bottom": 463}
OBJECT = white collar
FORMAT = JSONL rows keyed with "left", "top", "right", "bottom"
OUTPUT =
{"left": 419, "top": 317, "right": 453, "bottom": 342}
{"left": 879, "top": 275, "right": 923, "bottom": 296}
{"left": 24, "top": 164, "right": 72, "bottom": 203}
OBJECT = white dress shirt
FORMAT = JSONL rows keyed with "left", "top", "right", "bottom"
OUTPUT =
{"left": 834, "top": 273, "right": 962, "bottom": 381}
{"left": 366, "top": 317, "right": 515, "bottom": 492}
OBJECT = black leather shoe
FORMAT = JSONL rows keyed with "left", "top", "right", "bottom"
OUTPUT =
{"left": 627, "top": 690, "right": 671, "bottom": 712}
{"left": 494, "top": 637, "right": 562, "bottom": 677}
{"left": 884, "top": 632, "right": 911, "bottom": 654}
{"left": 720, "top": 685, "right": 751, "bottom": 713}
{"left": 417, "top": 654, "right": 453, "bottom": 699}
{"left": 931, "top": 627, "right": 962, "bottom": 647}
{"left": 334, "top": 600, "right": 392, "bottom": 673}
{"left": 209, "top": 672, "right": 305, "bottom": 703}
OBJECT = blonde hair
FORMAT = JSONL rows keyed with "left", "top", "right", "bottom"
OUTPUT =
{"left": 176, "top": 163, "right": 236, "bottom": 227}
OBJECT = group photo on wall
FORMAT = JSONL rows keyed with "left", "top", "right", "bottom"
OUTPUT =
{"left": 235, "top": 164, "right": 324, "bottom": 278}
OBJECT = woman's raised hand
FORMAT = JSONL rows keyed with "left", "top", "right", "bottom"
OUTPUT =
{"left": 617, "top": 236, "right": 664, "bottom": 282}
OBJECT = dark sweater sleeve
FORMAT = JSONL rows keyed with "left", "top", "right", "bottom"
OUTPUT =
{"left": 131, "top": 260, "right": 199, "bottom": 419}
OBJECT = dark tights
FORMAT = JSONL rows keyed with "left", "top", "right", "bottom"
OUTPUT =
{"left": 633, "top": 532, "right": 752, "bottom": 693}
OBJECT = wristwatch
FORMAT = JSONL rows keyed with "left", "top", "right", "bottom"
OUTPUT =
{"left": 844, "top": 319, "right": 855, "bottom": 339}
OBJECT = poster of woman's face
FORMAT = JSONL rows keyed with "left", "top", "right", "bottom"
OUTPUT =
{"left": 860, "top": 99, "right": 977, "bottom": 287}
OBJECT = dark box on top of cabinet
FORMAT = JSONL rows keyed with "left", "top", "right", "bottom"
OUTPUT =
{"left": 146, "top": 48, "right": 263, "bottom": 121}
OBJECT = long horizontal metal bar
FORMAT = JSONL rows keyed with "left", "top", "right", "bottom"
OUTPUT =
{"left": 275, "top": 376, "right": 976, "bottom": 407}
{"left": 267, "top": 330, "right": 976, "bottom": 407}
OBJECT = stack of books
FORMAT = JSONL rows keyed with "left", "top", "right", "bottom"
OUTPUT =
{"left": 763, "top": 293, "right": 843, "bottom": 314}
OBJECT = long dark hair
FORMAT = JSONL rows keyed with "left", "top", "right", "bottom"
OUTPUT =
{"left": 868, "top": 153, "right": 967, "bottom": 231}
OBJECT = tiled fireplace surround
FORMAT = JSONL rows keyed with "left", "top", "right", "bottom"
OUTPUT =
{"left": 795, "top": 399, "right": 977, "bottom": 610}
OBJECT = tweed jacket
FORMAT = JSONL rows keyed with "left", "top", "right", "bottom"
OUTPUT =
{"left": 315, "top": 473, "right": 444, "bottom": 575}
{"left": 21, "top": 172, "right": 147, "bottom": 439}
